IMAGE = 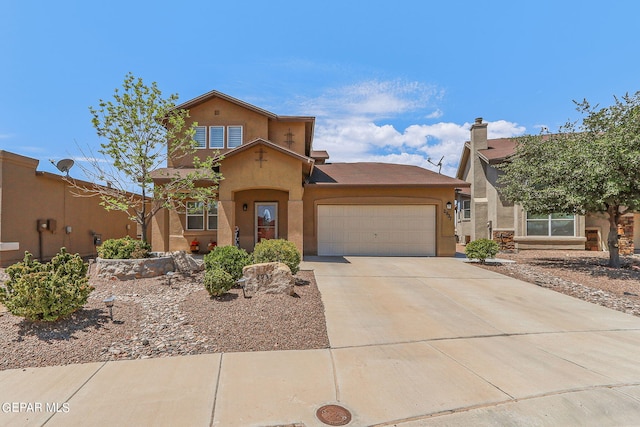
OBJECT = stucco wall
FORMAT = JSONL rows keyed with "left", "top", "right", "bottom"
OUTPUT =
{"left": 267, "top": 121, "right": 307, "bottom": 156}
{"left": 154, "top": 145, "right": 304, "bottom": 253}
{"left": 0, "top": 151, "right": 138, "bottom": 266}
{"left": 302, "top": 186, "right": 458, "bottom": 256}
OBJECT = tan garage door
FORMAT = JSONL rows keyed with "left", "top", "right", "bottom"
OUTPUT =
{"left": 317, "top": 205, "right": 436, "bottom": 256}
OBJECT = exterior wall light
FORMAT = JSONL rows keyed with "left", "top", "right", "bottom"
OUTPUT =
{"left": 243, "top": 203, "right": 248, "bottom": 211}
{"left": 446, "top": 201, "right": 452, "bottom": 210}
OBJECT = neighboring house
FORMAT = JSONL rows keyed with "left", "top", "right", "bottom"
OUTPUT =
{"left": 0, "top": 150, "right": 139, "bottom": 267}
{"left": 151, "top": 91, "right": 469, "bottom": 257}
{"left": 455, "top": 118, "right": 637, "bottom": 254}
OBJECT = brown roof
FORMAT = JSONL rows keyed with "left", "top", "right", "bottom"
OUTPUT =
{"left": 476, "top": 138, "right": 518, "bottom": 163}
{"left": 308, "top": 163, "right": 470, "bottom": 187}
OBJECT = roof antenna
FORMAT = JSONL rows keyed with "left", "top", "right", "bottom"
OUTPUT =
{"left": 427, "top": 156, "right": 444, "bottom": 174}
{"left": 50, "top": 158, "right": 75, "bottom": 176}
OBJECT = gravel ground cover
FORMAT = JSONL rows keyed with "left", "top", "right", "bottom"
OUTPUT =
{"left": 0, "top": 268, "right": 329, "bottom": 371}
{"left": 3, "top": 250, "right": 639, "bottom": 371}
{"left": 472, "top": 249, "right": 640, "bottom": 317}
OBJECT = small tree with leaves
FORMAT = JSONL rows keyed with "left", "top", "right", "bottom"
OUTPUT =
{"left": 498, "top": 91, "right": 640, "bottom": 268}
{"left": 72, "top": 73, "right": 221, "bottom": 242}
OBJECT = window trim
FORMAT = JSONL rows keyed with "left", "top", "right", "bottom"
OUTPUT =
{"left": 227, "top": 125, "right": 243, "bottom": 148}
{"left": 526, "top": 213, "right": 576, "bottom": 237}
{"left": 209, "top": 126, "right": 225, "bottom": 149}
{"left": 207, "top": 201, "right": 218, "bottom": 230}
{"left": 186, "top": 201, "right": 205, "bottom": 230}
{"left": 194, "top": 126, "right": 207, "bottom": 149}
{"left": 186, "top": 201, "right": 218, "bottom": 231}
{"left": 461, "top": 200, "right": 471, "bottom": 220}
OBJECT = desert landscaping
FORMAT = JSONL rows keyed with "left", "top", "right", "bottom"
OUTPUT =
{"left": 1, "top": 249, "right": 640, "bottom": 371}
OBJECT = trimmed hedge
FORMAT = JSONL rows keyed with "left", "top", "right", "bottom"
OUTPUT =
{"left": 465, "top": 238, "right": 500, "bottom": 264}
{"left": 253, "top": 239, "right": 301, "bottom": 274}
{"left": 203, "top": 266, "right": 235, "bottom": 297}
{"left": 97, "top": 236, "right": 151, "bottom": 259}
{"left": 203, "top": 245, "right": 252, "bottom": 280}
{"left": 0, "top": 248, "right": 93, "bottom": 322}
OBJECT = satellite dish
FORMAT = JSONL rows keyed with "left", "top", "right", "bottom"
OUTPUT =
{"left": 50, "top": 159, "right": 75, "bottom": 176}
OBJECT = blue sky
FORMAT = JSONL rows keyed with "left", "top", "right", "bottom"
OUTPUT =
{"left": 2, "top": 1, "right": 639, "bottom": 179}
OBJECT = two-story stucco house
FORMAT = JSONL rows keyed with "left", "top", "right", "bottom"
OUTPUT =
{"left": 456, "top": 118, "right": 637, "bottom": 254}
{"left": 150, "top": 91, "right": 469, "bottom": 257}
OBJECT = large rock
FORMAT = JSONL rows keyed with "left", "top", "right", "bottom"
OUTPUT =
{"left": 169, "top": 251, "right": 203, "bottom": 274}
{"left": 96, "top": 256, "right": 175, "bottom": 280}
{"left": 242, "top": 262, "right": 294, "bottom": 296}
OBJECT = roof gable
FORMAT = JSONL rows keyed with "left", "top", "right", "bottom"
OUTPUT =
{"left": 456, "top": 137, "right": 519, "bottom": 178}
{"left": 176, "top": 90, "right": 278, "bottom": 118}
{"left": 220, "top": 138, "right": 314, "bottom": 175}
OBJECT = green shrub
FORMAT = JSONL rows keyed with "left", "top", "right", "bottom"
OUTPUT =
{"left": 0, "top": 248, "right": 93, "bottom": 322}
{"left": 203, "top": 245, "right": 252, "bottom": 280}
{"left": 97, "top": 236, "right": 151, "bottom": 259}
{"left": 465, "top": 238, "right": 500, "bottom": 264}
{"left": 252, "top": 239, "right": 301, "bottom": 274}
{"left": 203, "top": 266, "right": 235, "bottom": 297}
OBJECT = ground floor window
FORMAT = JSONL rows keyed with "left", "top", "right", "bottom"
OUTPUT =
{"left": 207, "top": 202, "right": 218, "bottom": 230}
{"left": 526, "top": 213, "right": 575, "bottom": 236}
{"left": 186, "top": 201, "right": 218, "bottom": 230}
{"left": 461, "top": 199, "right": 471, "bottom": 220}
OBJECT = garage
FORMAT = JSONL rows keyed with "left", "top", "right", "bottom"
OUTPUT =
{"left": 317, "top": 204, "right": 436, "bottom": 256}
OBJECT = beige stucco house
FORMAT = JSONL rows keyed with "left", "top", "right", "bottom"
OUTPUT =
{"left": 151, "top": 91, "right": 469, "bottom": 257}
{"left": 456, "top": 118, "right": 637, "bottom": 253}
{"left": 0, "top": 150, "right": 139, "bottom": 267}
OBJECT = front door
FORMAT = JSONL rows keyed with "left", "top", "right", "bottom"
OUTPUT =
{"left": 255, "top": 202, "right": 278, "bottom": 244}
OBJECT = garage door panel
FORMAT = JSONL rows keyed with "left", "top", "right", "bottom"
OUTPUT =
{"left": 317, "top": 205, "right": 436, "bottom": 256}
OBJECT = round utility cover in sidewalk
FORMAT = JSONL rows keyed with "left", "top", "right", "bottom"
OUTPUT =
{"left": 316, "top": 404, "right": 352, "bottom": 426}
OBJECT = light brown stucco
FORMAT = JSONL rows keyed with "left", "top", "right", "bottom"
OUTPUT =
{"left": 0, "top": 151, "right": 139, "bottom": 266}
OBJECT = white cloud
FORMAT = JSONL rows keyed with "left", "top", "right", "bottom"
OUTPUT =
{"left": 307, "top": 81, "right": 526, "bottom": 177}
{"left": 304, "top": 79, "right": 443, "bottom": 119}
{"left": 487, "top": 120, "right": 526, "bottom": 138}
{"left": 426, "top": 109, "right": 443, "bottom": 119}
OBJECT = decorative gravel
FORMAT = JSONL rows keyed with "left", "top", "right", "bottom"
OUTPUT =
{"left": 0, "top": 268, "right": 329, "bottom": 371}
{"left": 3, "top": 250, "right": 639, "bottom": 371}
{"left": 474, "top": 250, "right": 640, "bottom": 317}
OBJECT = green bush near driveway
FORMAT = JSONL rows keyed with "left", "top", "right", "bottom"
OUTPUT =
{"left": 252, "top": 239, "right": 301, "bottom": 274}
{"left": 465, "top": 238, "right": 500, "bottom": 264}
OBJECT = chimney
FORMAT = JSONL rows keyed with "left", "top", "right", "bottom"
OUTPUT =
{"left": 470, "top": 117, "right": 488, "bottom": 151}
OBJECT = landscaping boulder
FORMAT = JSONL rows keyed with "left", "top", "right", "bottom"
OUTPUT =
{"left": 241, "top": 262, "right": 294, "bottom": 296}
{"left": 169, "top": 251, "right": 203, "bottom": 274}
{"left": 96, "top": 256, "right": 175, "bottom": 280}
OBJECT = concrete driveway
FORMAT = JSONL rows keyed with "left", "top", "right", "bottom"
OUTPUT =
{"left": 306, "top": 256, "right": 640, "bottom": 426}
{"left": 1, "top": 256, "right": 639, "bottom": 426}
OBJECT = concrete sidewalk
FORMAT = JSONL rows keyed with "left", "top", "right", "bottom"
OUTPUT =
{"left": 1, "top": 257, "right": 640, "bottom": 426}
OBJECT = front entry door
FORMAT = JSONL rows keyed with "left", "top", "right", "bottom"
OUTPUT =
{"left": 255, "top": 202, "right": 278, "bottom": 244}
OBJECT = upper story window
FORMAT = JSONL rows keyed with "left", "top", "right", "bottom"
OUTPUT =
{"left": 209, "top": 126, "right": 225, "bottom": 148}
{"left": 194, "top": 126, "right": 207, "bottom": 149}
{"left": 197, "top": 125, "right": 243, "bottom": 149}
{"left": 526, "top": 213, "right": 575, "bottom": 236}
{"left": 227, "top": 126, "right": 243, "bottom": 148}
